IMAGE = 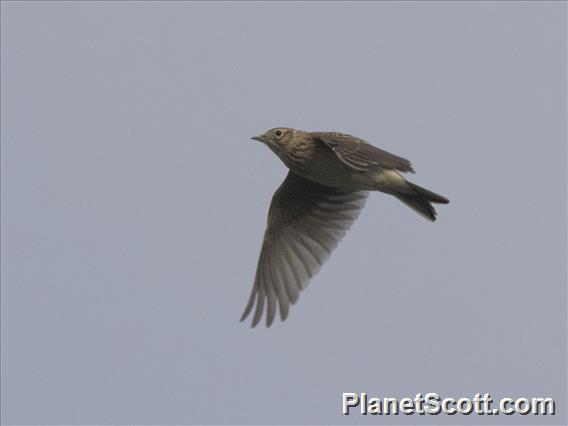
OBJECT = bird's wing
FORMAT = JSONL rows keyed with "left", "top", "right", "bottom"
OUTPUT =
{"left": 311, "top": 132, "right": 415, "bottom": 173}
{"left": 241, "top": 172, "right": 368, "bottom": 327}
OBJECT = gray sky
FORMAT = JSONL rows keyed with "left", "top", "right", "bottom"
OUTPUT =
{"left": 1, "top": 1, "right": 566, "bottom": 425}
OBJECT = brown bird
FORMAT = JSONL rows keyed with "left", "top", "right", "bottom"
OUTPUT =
{"left": 242, "top": 128, "right": 449, "bottom": 327}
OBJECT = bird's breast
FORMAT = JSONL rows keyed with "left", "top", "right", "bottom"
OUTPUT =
{"left": 283, "top": 145, "right": 370, "bottom": 191}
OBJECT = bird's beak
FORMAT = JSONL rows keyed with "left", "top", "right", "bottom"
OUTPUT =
{"left": 251, "top": 134, "right": 267, "bottom": 143}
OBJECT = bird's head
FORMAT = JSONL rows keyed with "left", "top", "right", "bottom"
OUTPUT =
{"left": 251, "top": 128, "right": 296, "bottom": 156}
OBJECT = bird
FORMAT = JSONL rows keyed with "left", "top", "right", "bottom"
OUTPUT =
{"left": 241, "top": 127, "right": 449, "bottom": 327}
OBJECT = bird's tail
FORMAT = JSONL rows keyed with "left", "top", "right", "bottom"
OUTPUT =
{"left": 395, "top": 182, "right": 449, "bottom": 222}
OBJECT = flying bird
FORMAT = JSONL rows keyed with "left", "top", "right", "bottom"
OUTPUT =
{"left": 242, "top": 128, "right": 449, "bottom": 327}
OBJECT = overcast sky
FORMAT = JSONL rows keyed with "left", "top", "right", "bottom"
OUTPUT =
{"left": 1, "top": 1, "right": 566, "bottom": 425}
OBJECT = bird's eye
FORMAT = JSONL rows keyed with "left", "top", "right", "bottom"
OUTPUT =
{"left": 274, "top": 129, "right": 283, "bottom": 138}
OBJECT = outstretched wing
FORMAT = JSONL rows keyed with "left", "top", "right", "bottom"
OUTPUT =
{"left": 241, "top": 172, "right": 368, "bottom": 327}
{"left": 311, "top": 132, "right": 414, "bottom": 173}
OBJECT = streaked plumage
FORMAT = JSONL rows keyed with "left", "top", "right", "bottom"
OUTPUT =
{"left": 243, "top": 128, "right": 449, "bottom": 327}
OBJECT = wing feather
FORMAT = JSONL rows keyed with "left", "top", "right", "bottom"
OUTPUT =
{"left": 311, "top": 132, "right": 415, "bottom": 173}
{"left": 241, "top": 172, "right": 368, "bottom": 327}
